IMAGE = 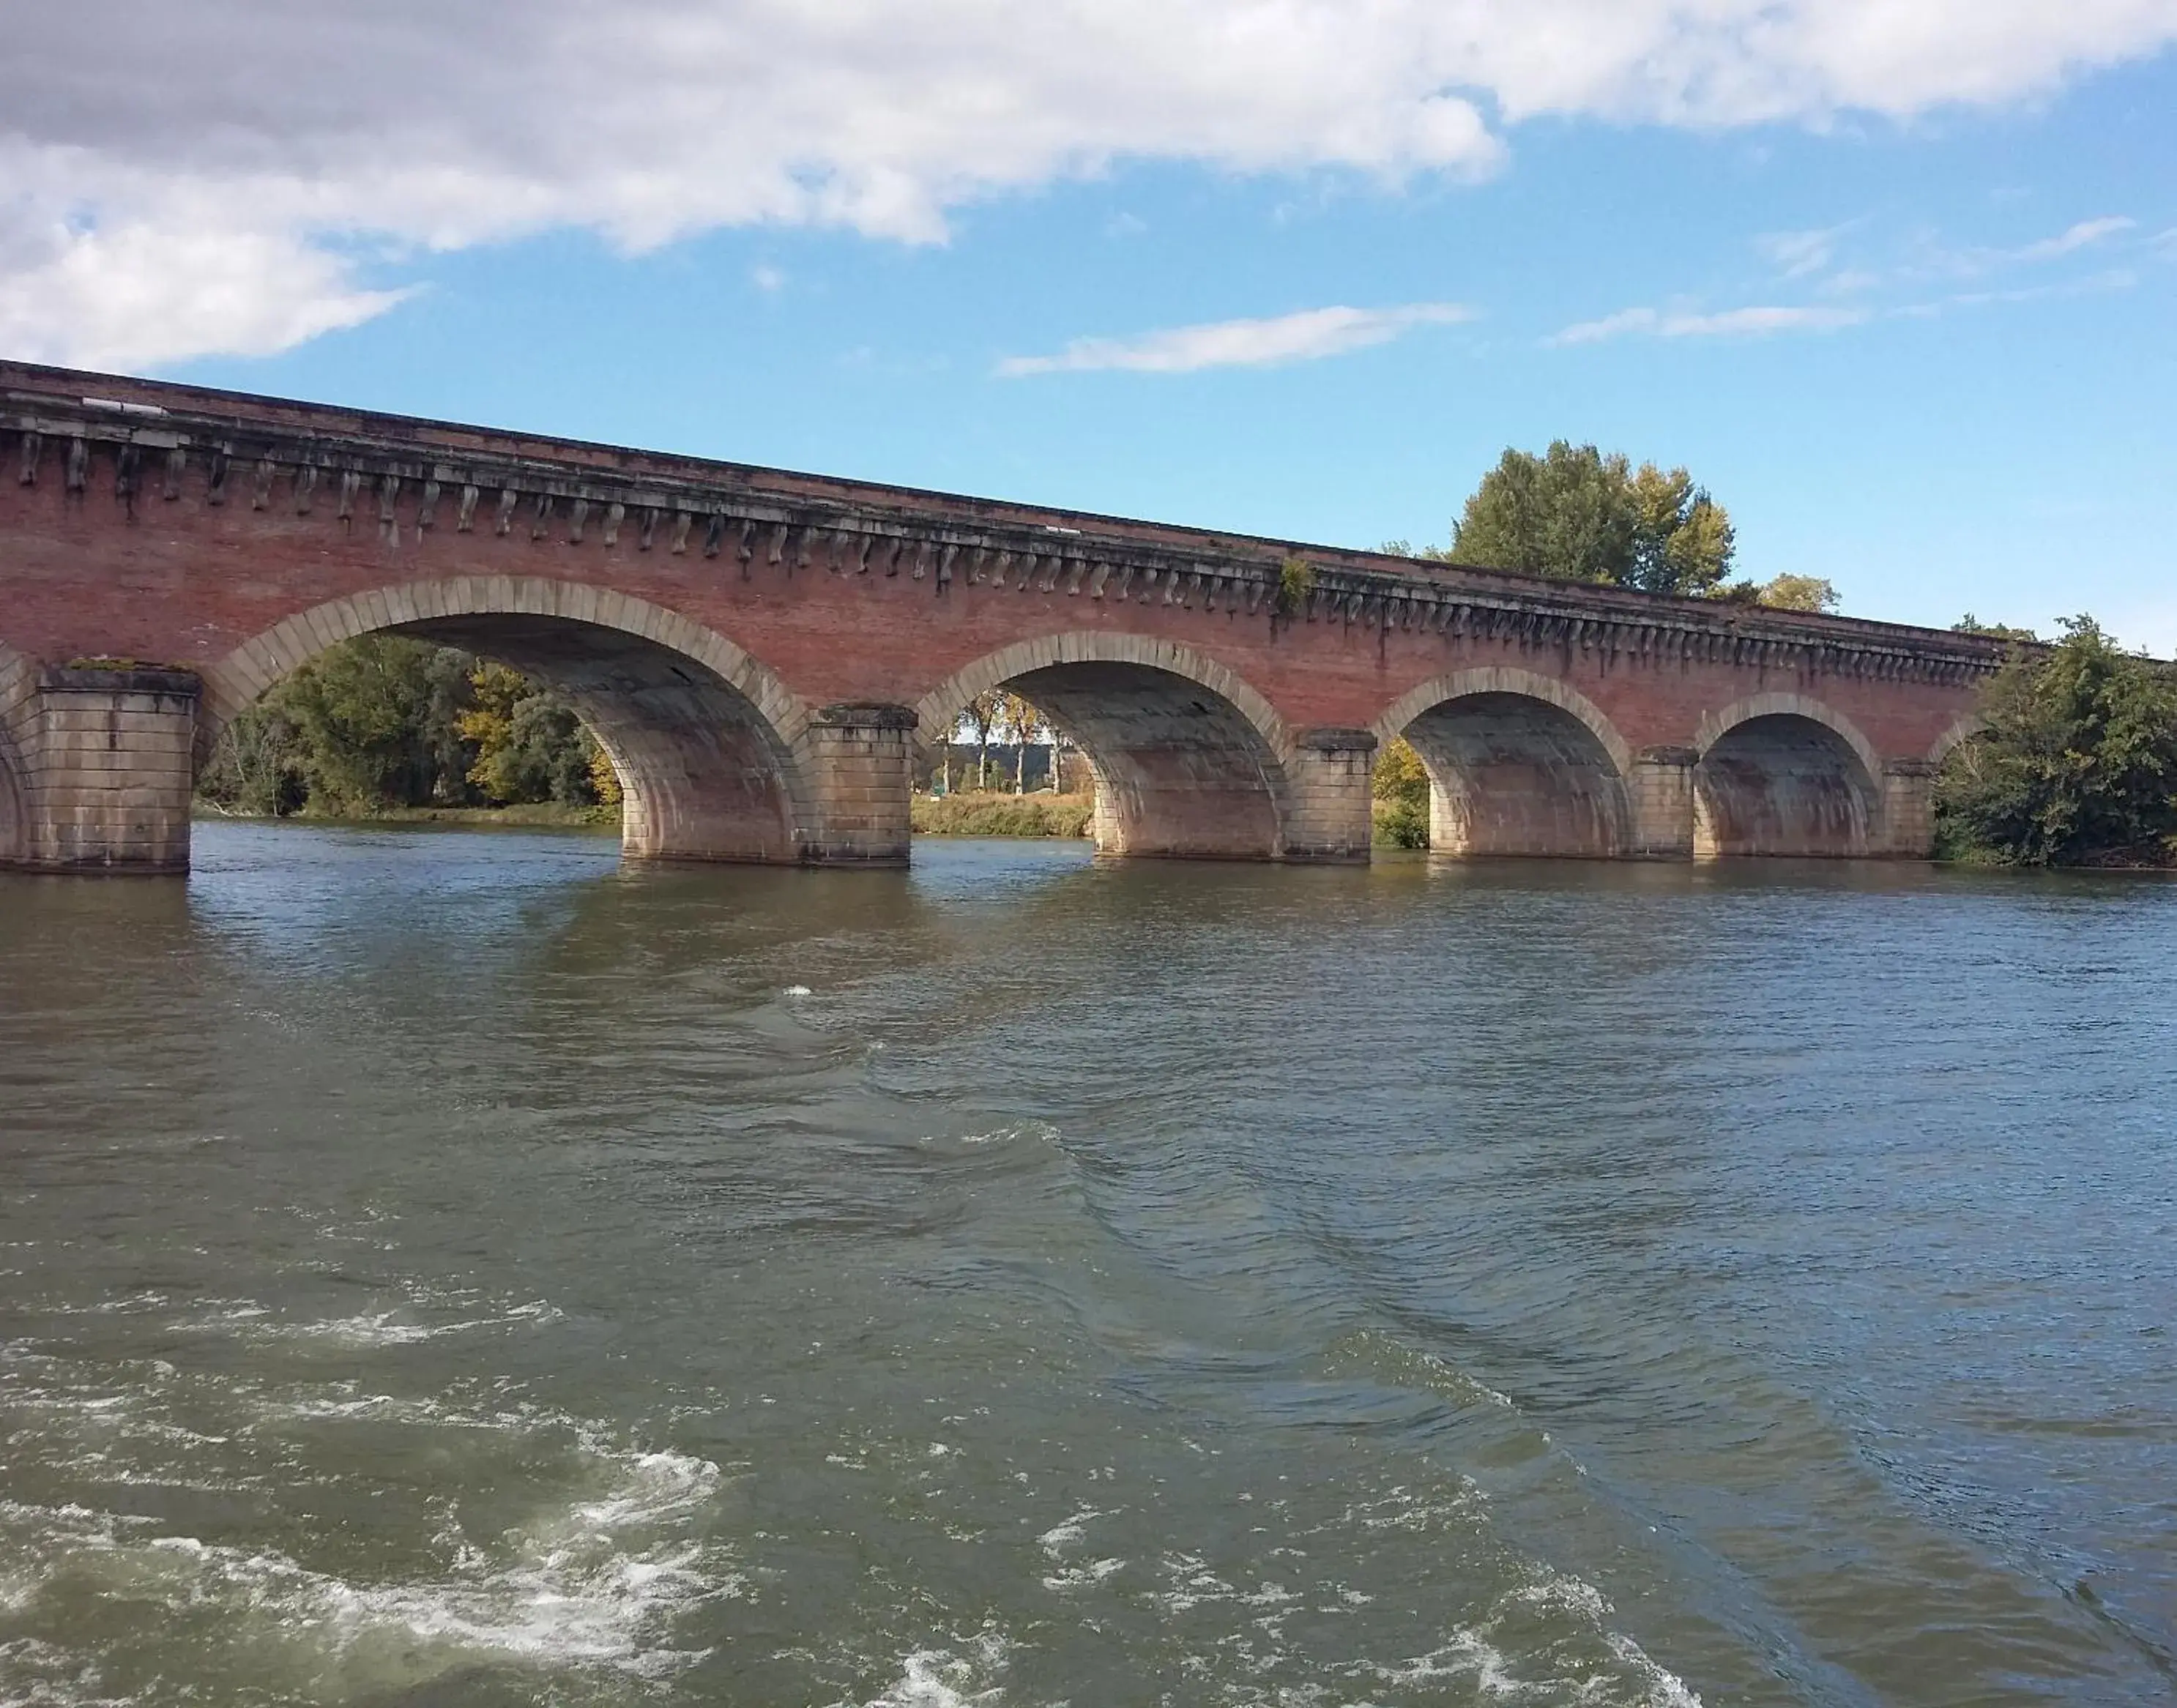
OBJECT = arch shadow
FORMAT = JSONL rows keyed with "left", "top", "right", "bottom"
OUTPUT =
{"left": 915, "top": 634, "right": 1295, "bottom": 859}
{"left": 1373, "top": 668, "right": 1634, "bottom": 859}
{"left": 205, "top": 579, "right": 819, "bottom": 864}
{"left": 1693, "top": 693, "right": 1883, "bottom": 858}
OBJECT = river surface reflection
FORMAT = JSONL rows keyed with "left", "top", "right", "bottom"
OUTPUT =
{"left": 1, "top": 824, "right": 2173, "bottom": 1706}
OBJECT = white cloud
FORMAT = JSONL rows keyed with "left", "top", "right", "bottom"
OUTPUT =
{"left": 1756, "top": 223, "right": 1854, "bottom": 277}
{"left": 1909, "top": 267, "right": 2140, "bottom": 312}
{"left": 997, "top": 303, "right": 1474, "bottom": 376}
{"left": 750, "top": 263, "right": 787, "bottom": 293}
{"left": 0, "top": 212, "right": 408, "bottom": 371}
{"left": 4, "top": 3, "right": 2176, "bottom": 367}
{"left": 1549, "top": 303, "right": 1868, "bottom": 345}
{"left": 2011, "top": 215, "right": 2137, "bottom": 260}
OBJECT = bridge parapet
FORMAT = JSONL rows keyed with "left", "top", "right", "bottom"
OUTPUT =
{"left": 2, "top": 362, "right": 2006, "bottom": 694}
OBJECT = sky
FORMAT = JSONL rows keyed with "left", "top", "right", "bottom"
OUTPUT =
{"left": 4, "top": 3, "right": 2173, "bottom": 648}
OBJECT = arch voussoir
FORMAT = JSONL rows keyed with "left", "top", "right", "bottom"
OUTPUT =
{"left": 198, "top": 578, "right": 838, "bottom": 866}
{"left": 912, "top": 630, "right": 1322, "bottom": 859}
{"left": 1695, "top": 690, "right": 1882, "bottom": 788}
{"left": 1373, "top": 666, "right": 1634, "bottom": 779}
{"left": 1693, "top": 691, "right": 1886, "bottom": 858}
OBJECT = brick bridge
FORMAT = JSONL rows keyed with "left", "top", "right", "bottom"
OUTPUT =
{"left": 0, "top": 361, "right": 2002, "bottom": 873}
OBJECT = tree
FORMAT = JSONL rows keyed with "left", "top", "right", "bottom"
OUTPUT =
{"left": 197, "top": 701, "right": 305, "bottom": 816}
{"left": 459, "top": 663, "right": 607, "bottom": 805}
{"left": 195, "top": 638, "right": 621, "bottom": 818}
{"left": 999, "top": 692, "right": 1049, "bottom": 794}
{"left": 1935, "top": 616, "right": 2177, "bottom": 865}
{"left": 1372, "top": 736, "right": 1430, "bottom": 849}
{"left": 1626, "top": 463, "right": 1736, "bottom": 597}
{"left": 274, "top": 635, "right": 474, "bottom": 812}
{"left": 960, "top": 691, "right": 1004, "bottom": 791}
{"left": 1954, "top": 614, "right": 2042, "bottom": 644}
{"left": 1448, "top": 441, "right": 1735, "bottom": 597}
{"left": 589, "top": 742, "right": 625, "bottom": 808}
{"left": 1722, "top": 573, "right": 1839, "bottom": 612}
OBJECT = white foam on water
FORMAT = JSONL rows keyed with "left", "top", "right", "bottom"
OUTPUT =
{"left": 1604, "top": 1630, "right": 1707, "bottom": 1708}
{"left": 1038, "top": 1556, "right": 1125, "bottom": 1592}
{"left": 784, "top": 985, "right": 814, "bottom": 998}
{"left": 1366, "top": 1628, "right": 1529, "bottom": 1698}
{"left": 1035, "top": 1506, "right": 1106, "bottom": 1555}
{"left": 1354, "top": 1570, "right": 1704, "bottom": 1708}
{"left": 167, "top": 1292, "right": 562, "bottom": 1349}
{"left": 917, "top": 1121, "right": 1059, "bottom": 1152}
{"left": 0, "top": 1636, "right": 134, "bottom": 1708}
{"left": 844, "top": 1634, "right": 1013, "bottom": 1708}
{"left": 0, "top": 1437, "right": 740, "bottom": 1698}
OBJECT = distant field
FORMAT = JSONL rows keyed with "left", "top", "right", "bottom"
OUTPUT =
{"left": 913, "top": 791, "right": 1094, "bottom": 838}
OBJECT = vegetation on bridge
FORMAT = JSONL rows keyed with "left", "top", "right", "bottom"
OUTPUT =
{"left": 1935, "top": 617, "right": 2177, "bottom": 867}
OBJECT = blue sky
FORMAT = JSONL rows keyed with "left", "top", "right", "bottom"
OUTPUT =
{"left": 6, "top": 5, "right": 2172, "bottom": 647}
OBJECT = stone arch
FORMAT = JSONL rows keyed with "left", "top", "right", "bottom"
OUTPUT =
{"left": 0, "top": 639, "right": 34, "bottom": 867}
{"left": 1928, "top": 713, "right": 1983, "bottom": 766}
{"left": 914, "top": 633, "right": 1297, "bottom": 859}
{"left": 1693, "top": 693, "right": 1883, "bottom": 858}
{"left": 204, "top": 578, "right": 819, "bottom": 864}
{"left": 1372, "top": 668, "right": 1634, "bottom": 859}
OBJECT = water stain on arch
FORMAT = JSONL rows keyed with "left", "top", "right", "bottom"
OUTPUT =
{"left": 1375, "top": 669, "right": 1633, "bottom": 859}
{"left": 0, "top": 734, "right": 25, "bottom": 868}
{"left": 1694, "top": 695, "right": 1882, "bottom": 858}
{"left": 204, "top": 580, "right": 818, "bottom": 864}
{"left": 0, "top": 639, "right": 36, "bottom": 867}
{"left": 916, "top": 635, "right": 1295, "bottom": 859}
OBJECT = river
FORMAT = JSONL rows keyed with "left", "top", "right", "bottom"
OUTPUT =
{"left": 1, "top": 824, "right": 2173, "bottom": 1706}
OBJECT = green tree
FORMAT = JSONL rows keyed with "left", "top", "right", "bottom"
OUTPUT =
{"left": 459, "top": 662, "right": 606, "bottom": 806}
{"left": 1731, "top": 573, "right": 1840, "bottom": 613}
{"left": 589, "top": 741, "right": 625, "bottom": 808}
{"left": 275, "top": 635, "right": 475, "bottom": 813}
{"left": 1449, "top": 441, "right": 1734, "bottom": 596}
{"left": 1626, "top": 463, "right": 1735, "bottom": 596}
{"left": 1935, "top": 616, "right": 2177, "bottom": 865}
{"left": 196, "top": 638, "right": 621, "bottom": 818}
{"left": 1954, "top": 614, "right": 2041, "bottom": 644}
{"left": 196, "top": 701, "right": 306, "bottom": 816}
{"left": 998, "top": 692, "right": 1049, "bottom": 794}
{"left": 1372, "top": 736, "right": 1430, "bottom": 849}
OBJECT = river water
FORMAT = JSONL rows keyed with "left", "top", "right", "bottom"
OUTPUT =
{"left": 1, "top": 824, "right": 2173, "bottom": 1707}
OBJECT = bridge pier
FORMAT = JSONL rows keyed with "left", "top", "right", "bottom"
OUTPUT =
{"left": 1880, "top": 760, "right": 1938, "bottom": 858}
{"left": 1282, "top": 728, "right": 1377, "bottom": 863}
{"left": 1627, "top": 745, "right": 1698, "bottom": 860}
{"left": 798, "top": 703, "right": 916, "bottom": 866}
{"left": 2, "top": 667, "right": 200, "bottom": 873}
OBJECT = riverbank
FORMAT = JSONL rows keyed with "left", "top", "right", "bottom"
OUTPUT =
{"left": 912, "top": 791, "right": 1093, "bottom": 837}
{"left": 193, "top": 796, "right": 1098, "bottom": 838}
{"left": 193, "top": 802, "right": 618, "bottom": 830}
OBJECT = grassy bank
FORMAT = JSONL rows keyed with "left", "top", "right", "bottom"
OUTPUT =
{"left": 913, "top": 791, "right": 1094, "bottom": 838}
{"left": 195, "top": 802, "right": 619, "bottom": 829}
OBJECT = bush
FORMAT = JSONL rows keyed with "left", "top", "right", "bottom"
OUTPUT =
{"left": 1935, "top": 617, "right": 2177, "bottom": 865}
{"left": 1374, "top": 797, "right": 1429, "bottom": 849}
{"left": 1372, "top": 735, "right": 1430, "bottom": 848}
